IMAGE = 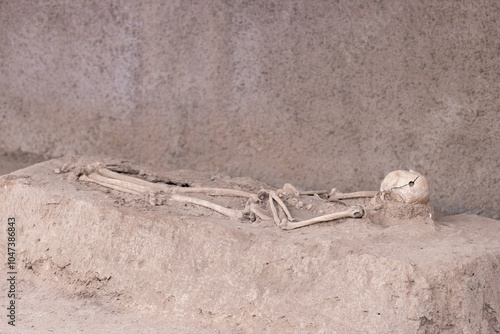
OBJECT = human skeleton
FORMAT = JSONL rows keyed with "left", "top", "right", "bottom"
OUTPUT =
{"left": 68, "top": 163, "right": 431, "bottom": 230}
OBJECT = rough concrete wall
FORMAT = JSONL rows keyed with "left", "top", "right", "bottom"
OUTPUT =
{"left": 1, "top": 0, "right": 499, "bottom": 218}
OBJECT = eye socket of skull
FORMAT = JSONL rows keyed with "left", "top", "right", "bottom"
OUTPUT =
{"left": 380, "top": 170, "right": 430, "bottom": 204}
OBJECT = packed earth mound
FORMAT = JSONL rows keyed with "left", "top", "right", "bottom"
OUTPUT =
{"left": 1, "top": 156, "right": 499, "bottom": 333}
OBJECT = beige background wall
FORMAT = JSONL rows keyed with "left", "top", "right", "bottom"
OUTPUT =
{"left": 1, "top": 0, "right": 499, "bottom": 218}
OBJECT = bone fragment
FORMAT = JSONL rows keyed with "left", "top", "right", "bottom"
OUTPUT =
{"left": 279, "top": 183, "right": 300, "bottom": 196}
{"left": 280, "top": 206, "right": 364, "bottom": 230}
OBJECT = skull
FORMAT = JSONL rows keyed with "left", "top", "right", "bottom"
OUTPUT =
{"left": 366, "top": 170, "right": 434, "bottom": 226}
{"left": 380, "top": 170, "right": 430, "bottom": 204}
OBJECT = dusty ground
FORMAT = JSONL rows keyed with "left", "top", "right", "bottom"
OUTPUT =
{"left": 1, "top": 275, "right": 218, "bottom": 334}
{"left": 1, "top": 156, "right": 499, "bottom": 333}
{"left": 0, "top": 157, "right": 221, "bottom": 334}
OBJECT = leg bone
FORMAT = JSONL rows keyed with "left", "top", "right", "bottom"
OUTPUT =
{"left": 81, "top": 168, "right": 257, "bottom": 198}
{"left": 171, "top": 194, "right": 243, "bottom": 220}
{"left": 87, "top": 168, "right": 257, "bottom": 199}
{"left": 79, "top": 174, "right": 145, "bottom": 196}
{"left": 98, "top": 168, "right": 167, "bottom": 191}
{"left": 280, "top": 206, "right": 364, "bottom": 230}
{"left": 175, "top": 187, "right": 256, "bottom": 199}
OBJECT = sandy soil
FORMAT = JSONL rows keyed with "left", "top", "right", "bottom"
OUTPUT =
{"left": 0, "top": 157, "right": 221, "bottom": 334}
{"left": 1, "top": 275, "right": 218, "bottom": 334}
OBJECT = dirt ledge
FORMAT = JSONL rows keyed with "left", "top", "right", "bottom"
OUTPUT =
{"left": 1, "top": 156, "right": 499, "bottom": 333}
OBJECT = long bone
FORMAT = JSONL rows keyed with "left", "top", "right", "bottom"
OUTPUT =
{"left": 98, "top": 168, "right": 166, "bottom": 191}
{"left": 280, "top": 206, "right": 364, "bottom": 230}
{"left": 328, "top": 189, "right": 379, "bottom": 200}
{"left": 268, "top": 190, "right": 294, "bottom": 223}
{"left": 171, "top": 194, "right": 243, "bottom": 220}
{"left": 172, "top": 194, "right": 273, "bottom": 221}
{"left": 81, "top": 168, "right": 257, "bottom": 199}
{"left": 79, "top": 174, "right": 145, "bottom": 196}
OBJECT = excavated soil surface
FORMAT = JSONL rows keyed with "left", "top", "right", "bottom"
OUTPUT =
{"left": 1, "top": 156, "right": 499, "bottom": 333}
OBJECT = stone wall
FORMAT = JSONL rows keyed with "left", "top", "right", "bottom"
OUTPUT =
{"left": 1, "top": 0, "right": 499, "bottom": 218}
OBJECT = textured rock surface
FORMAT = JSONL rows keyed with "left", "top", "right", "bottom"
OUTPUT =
{"left": 1, "top": 1, "right": 500, "bottom": 219}
{"left": 1, "top": 157, "right": 499, "bottom": 333}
